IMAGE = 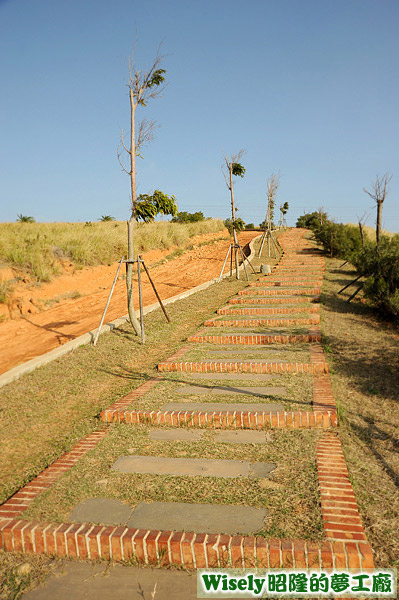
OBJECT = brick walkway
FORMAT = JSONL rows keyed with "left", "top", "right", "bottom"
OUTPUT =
{"left": 0, "top": 228, "right": 374, "bottom": 573}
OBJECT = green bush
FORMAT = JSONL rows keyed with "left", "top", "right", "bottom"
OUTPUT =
{"left": 296, "top": 211, "right": 328, "bottom": 230}
{"left": 171, "top": 211, "right": 205, "bottom": 223}
{"left": 353, "top": 235, "right": 399, "bottom": 319}
{"left": 313, "top": 222, "right": 362, "bottom": 260}
{"left": 224, "top": 218, "right": 245, "bottom": 235}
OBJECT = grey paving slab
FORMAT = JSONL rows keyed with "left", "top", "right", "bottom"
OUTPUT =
{"left": 148, "top": 429, "right": 270, "bottom": 444}
{"left": 162, "top": 402, "right": 284, "bottom": 412}
{"left": 126, "top": 501, "right": 267, "bottom": 535}
{"left": 22, "top": 562, "right": 198, "bottom": 600}
{"left": 149, "top": 429, "right": 203, "bottom": 441}
{"left": 67, "top": 498, "right": 133, "bottom": 526}
{"left": 112, "top": 455, "right": 275, "bottom": 479}
{"left": 212, "top": 386, "right": 286, "bottom": 395}
{"left": 182, "top": 372, "right": 273, "bottom": 380}
{"left": 214, "top": 430, "right": 269, "bottom": 444}
{"left": 178, "top": 384, "right": 286, "bottom": 396}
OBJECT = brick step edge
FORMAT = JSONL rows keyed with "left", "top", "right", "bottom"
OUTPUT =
{"left": 249, "top": 282, "right": 323, "bottom": 288}
{"left": 157, "top": 362, "right": 329, "bottom": 374}
{"left": 0, "top": 519, "right": 373, "bottom": 569}
{"left": 238, "top": 289, "right": 322, "bottom": 296}
{"left": 204, "top": 318, "right": 320, "bottom": 327}
{"left": 187, "top": 334, "right": 322, "bottom": 344}
{"left": 217, "top": 307, "right": 320, "bottom": 315}
{"left": 316, "top": 433, "right": 370, "bottom": 543}
{"left": 100, "top": 408, "right": 337, "bottom": 428}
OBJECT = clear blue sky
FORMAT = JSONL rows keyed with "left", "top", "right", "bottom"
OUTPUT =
{"left": 1, "top": 0, "right": 398, "bottom": 230}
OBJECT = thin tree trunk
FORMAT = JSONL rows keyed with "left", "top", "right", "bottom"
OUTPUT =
{"left": 230, "top": 166, "right": 240, "bottom": 279}
{"left": 359, "top": 222, "right": 364, "bottom": 248}
{"left": 126, "top": 89, "right": 141, "bottom": 336}
{"left": 376, "top": 201, "right": 383, "bottom": 245}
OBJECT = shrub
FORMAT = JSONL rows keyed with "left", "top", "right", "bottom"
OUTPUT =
{"left": 313, "top": 222, "right": 362, "bottom": 260}
{"left": 353, "top": 235, "right": 399, "bottom": 319}
{"left": 171, "top": 211, "right": 205, "bottom": 223}
{"left": 296, "top": 211, "right": 327, "bottom": 230}
{"left": 224, "top": 218, "right": 245, "bottom": 235}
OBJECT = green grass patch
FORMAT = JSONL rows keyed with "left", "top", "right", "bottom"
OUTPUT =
{"left": 22, "top": 425, "right": 324, "bottom": 542}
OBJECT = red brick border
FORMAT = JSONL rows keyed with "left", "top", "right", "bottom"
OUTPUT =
{"left": 217, "top": 306, "right": 320, "bottom": 315}
{"left": 157, "top": 361, "right": 329, "bottom": 374}
{"left": 187, "top": 333, "right": 322, "bottom": 345}
{"left": 228, "top": 296, "right": 319, "bottom": 305}
{"left": 238, "top": 288, "right": 321, "bottom": 296}
{"left": 100, "top": 407, "right": 337, "bottom": 429}
{"left": 316, "top": 434, "right": 372, "bottom": 554}
{"left": 249, "top": 281, "right": 323, "bottom": 288}
{"left": 204, "top": 317, "right": 320, "bottom": 327}
{"left": 0, "top": 519, "right": 373, "bottom": 568}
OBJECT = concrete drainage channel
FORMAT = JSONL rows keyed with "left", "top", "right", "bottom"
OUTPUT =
{"left": 0, "top": 230, "right": 375, "bottom": 598}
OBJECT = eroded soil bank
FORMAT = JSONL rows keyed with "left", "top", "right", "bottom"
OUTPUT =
{"left": 0, "top": 231, "right": 258, "bottom": 374}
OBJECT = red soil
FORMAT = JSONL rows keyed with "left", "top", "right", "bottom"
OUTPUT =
{"left": 0, "top": 231, "right": 258, "bottom": 375}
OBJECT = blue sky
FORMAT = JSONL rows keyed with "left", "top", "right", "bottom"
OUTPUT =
{"left": 1, "top": 0, "right": 398, "bottom": 230}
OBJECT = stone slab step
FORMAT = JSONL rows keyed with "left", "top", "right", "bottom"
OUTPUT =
{"left": 128, "top": 501, "right": 268, "bottom": 535}
{"left": 177, "top": 385, "right": 287, "bottom": 395}
{"left": 22, "top": 562, "right": 198, "bottom": 600}
{"left": 149, "top": 429, "right": 271, "bottom": 444}
{"left": 111, "top": 455, "right": 276, "bottom": 479}
{"left": 161, "top": 402, "right": 284, "bottom": 412}
{"left": 67, "top": 499, "right": 268, "bottom": 536}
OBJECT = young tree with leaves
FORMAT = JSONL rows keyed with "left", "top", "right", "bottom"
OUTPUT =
{"left": 118, "top": 48, "right": 166, "bottom": 335}
{"left": 222, "top": 151, "right": 246, "bottom": 278}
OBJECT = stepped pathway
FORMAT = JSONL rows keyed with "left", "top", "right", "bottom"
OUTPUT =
{"left": 0, "top": 228, "right": 374, "bottom": 577}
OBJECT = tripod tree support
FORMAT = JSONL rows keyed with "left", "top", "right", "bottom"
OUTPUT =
{"left": 92, "top": 256, "right": 170, "bottom": 347}
{"left": 137, "top": 257, "right": 145, "bottom": 344}
{"left": 93, "top": 257, "right": 125, "bottom": 346}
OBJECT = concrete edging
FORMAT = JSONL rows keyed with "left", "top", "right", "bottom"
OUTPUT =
{"left": 0, "top": 234, "right": 263, "bottom": 389}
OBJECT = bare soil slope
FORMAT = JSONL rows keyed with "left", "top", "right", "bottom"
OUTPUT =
{"left": 0, "top": 231, "right": 258, "bottom": 374}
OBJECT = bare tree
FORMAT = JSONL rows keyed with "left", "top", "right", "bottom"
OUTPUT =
{"left": 118, "top": 47, "right": 166, "bottom": 335}
{"left": 258, "top": 173, "right": 280, "bottom": 258}
{"left": 363, "top": 173, "right": 392, "bottom": 245}
{"left": 222, "top": 150, "right": 246, "bottom": 278}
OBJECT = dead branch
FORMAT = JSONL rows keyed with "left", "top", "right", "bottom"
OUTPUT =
{"left": 136, "top": 119, "right": 159, "bottom": 153}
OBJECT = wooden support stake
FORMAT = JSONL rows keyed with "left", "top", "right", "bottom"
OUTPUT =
{"left": 140, "top": 257, "right": 171, "bottom": 323}
{"left": 92, "top": 257, "right": 125, "bottom": 346}
{"left": 137, "top": 257, "right": 145, "bottom": 344}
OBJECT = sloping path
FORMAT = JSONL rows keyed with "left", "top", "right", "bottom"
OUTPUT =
{"left": 0, "top": 228, "right": 374, "bottom": 596}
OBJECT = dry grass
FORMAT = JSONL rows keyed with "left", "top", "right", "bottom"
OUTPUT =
{"left": 0, "top": 219, "right": 225, "bottom": 283}
{"left": 320, "top": 258, "right": 399, "bottom": 568}
{"left": 346, "top": 223, "right": 396, "bottom": 241}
